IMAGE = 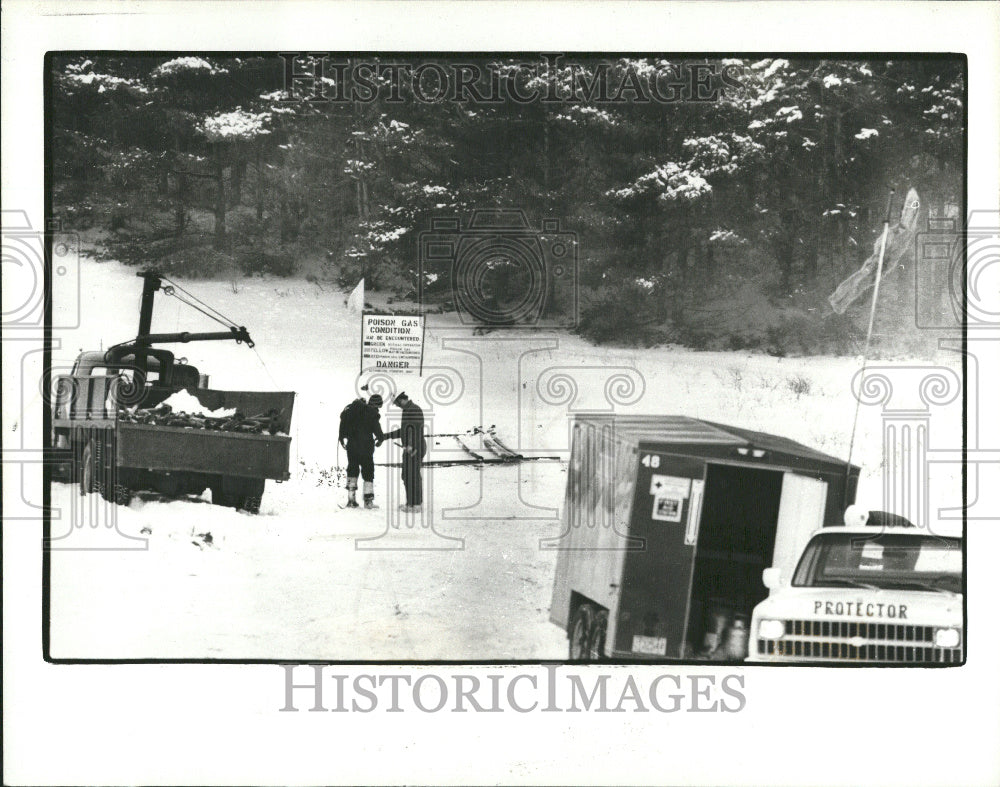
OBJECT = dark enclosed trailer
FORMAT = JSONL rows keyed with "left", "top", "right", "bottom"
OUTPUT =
{"left": 550, "top": 415, "right": 859, "bottom": 661}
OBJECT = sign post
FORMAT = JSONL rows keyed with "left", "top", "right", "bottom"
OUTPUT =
{"left": 360, "top": 312, "right": 425, "bottom": 375}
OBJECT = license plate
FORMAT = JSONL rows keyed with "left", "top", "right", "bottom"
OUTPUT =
{"left": 632, "top": 635, "right": 667, "bottom": 655}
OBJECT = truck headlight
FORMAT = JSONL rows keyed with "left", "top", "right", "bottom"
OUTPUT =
{"left": 934, "top": 627, "right": 961, "bottom": 648}
{"left": 758, "top": 619, "right": 785, "bottom": 639}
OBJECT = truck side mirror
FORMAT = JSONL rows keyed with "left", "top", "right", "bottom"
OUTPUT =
{"left": 762, "top": 567, "right": 782, "bottom": 589}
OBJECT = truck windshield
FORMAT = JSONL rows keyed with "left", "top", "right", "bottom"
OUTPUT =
{"left": 792, "top": 532, "right": 962, "bottom": 593}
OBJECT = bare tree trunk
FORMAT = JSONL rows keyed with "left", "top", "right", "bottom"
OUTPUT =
{"left": 832, "top": 110, "right": 851, "bottom": 273}
{"left": 230, "top": 156, "right": 247, "bottom": 208}
{"left": 213, "top": 144, "right": 227, "bottom": 251}
{"left": 839, "top": 216, "right": 849, "bottom": 272}
{"left": 353, "top": 126, "right": 370, "bottom": 220}
{"left": 677, "top": 233, "right": 690, "bottom": 288}
{"left": 775, "top": 234, "right": 794, "bottom": 294}
{"left": 543, "top": 110, "right": 550, "bottom": 194}
{"left": 280, "top": 186, "right": 290, "bottom": 243}
{"left": 174, "top": 170, "right": 188, "bottom": 239}
{"left": 804, "top": 231, "right": 819, "bottom": 282}
{"left": 172, "top": 134, "right": 187, "bottom": 238}
{"left": 255, "top": 145, "right": 264, "bottom": 223}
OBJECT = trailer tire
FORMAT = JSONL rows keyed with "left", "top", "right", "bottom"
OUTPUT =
{"left": 569, "top": 604, "right": 596, "bottom": 662}
{"left": 589, "top": 609, "right": 608, "bottom": 661}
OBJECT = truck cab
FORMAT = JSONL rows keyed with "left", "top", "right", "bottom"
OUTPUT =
{"left": 748, "top": 511, "right": 963, "bottom": 664}
{"left": 54, "top": 348, "right": 206, "bottom": 426}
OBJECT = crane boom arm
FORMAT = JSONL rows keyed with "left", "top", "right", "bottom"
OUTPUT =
{"left": 136, "top": 328, "right": 254, "bottom": 347}
{"left": 134, "top": 271, "right": 254, "bottom": 348}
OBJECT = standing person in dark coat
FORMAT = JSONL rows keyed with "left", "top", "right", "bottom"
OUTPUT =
{"left": 339, "top": 394, "right": 385, "bottom": 508}
{"left": 384, "top": 392, "right": 426, "bottom": 511}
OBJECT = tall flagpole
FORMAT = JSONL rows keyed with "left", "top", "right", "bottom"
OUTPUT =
{"left": 862, "top": 189, "right": 895, "bottom": 364}
{"left": 845, "top": 187, "right": 895, "bottom": 493}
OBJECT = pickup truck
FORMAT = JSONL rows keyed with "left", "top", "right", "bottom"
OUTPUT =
{"left": 748, "top": 511, "right": 963, "bottom": 664}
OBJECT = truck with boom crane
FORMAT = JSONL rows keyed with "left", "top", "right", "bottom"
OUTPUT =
{"left": 50, "top": 271, "right": 295, "bottom": 513}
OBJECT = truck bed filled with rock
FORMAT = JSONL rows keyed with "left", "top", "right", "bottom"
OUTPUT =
{"left": 116, "top": 390, "right": 285, "bottom": 435}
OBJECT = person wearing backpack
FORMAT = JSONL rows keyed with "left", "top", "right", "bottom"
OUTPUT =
{"left": 338, "top": 394, "right": 385, "bottom": 508}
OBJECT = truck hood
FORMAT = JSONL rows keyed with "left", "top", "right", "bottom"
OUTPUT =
{"left": 755, "top": 586, "right": 962, "bottom": 626}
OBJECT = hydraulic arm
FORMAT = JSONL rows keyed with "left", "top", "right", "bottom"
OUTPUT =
{"left": 104, "top": 270, "right": 255, "bottom": 380}
{"left": 134, "top": 270, "right": 254, "bottom": 348}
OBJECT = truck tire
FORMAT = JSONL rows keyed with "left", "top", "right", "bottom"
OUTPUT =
{"left": 212, "top": 477, "right": 265, "bottom": 514}
{"left": 239, "top": 495, "right": 261, "bottom": 515}
{"left": 82, "top": 435, "right": 118, "bottom": 501}
{"left": 237, "top": 479, "right": 266, "bottom": 514}
{"left": 80, "top": 438, "right": 100, "bottom": 496}
{"left": 113, "top": 483, "right": 134, "bottom": 506}
{"left": 569, "top": 603, "right": 596, "bottom": 662}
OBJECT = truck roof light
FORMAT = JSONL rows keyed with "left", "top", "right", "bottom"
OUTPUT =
{"left": 844, "top": 505, "right": 869, "bottom": 527}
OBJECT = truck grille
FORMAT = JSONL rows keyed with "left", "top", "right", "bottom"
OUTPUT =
{"left": 758, "top": 619, "right": 962, "bottom": 663}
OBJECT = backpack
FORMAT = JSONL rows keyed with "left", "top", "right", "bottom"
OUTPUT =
{"left": 340, "top": 398, "right": 366, "bottom": 428}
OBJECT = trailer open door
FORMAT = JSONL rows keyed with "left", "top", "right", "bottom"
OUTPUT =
{"left": 768, "top": 473, "right": 828, "bottom": 594}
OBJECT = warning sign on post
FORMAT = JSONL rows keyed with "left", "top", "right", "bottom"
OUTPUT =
{"left": 361, "top": 312, "right": 425, "bottom": 375}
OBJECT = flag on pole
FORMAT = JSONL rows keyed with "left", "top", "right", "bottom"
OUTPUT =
{"left": 828, "top": 188, "right": 922, "bottom": 314}
{"left": 346, "top": 277, "right": 365, "bottom": 314}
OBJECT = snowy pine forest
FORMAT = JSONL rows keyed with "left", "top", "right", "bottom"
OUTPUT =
{"left": 51, "top": 55, "right": 963, "bottom": 356}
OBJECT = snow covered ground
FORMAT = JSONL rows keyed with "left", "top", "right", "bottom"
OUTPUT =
{"left": 47, "top": 260, "right": 963, "bottom": 660}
